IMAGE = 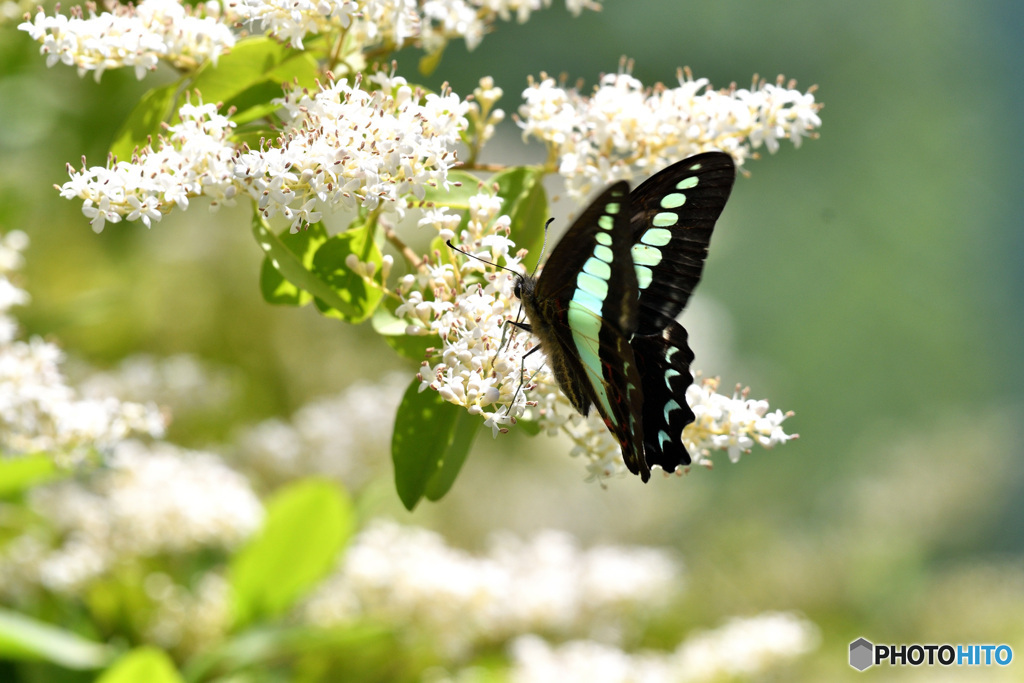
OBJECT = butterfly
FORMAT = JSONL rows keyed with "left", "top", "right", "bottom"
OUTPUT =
{"left": 512, "top": 152, "right": 735, "bottom": 481}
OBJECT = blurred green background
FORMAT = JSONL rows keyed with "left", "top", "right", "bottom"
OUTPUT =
{"left": 2, "top": 0, "right": 1023, "bottom": 679}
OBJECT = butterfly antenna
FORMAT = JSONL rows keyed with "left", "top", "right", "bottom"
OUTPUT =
{"left": 444, "top": 239, "right": 521, "bottom": 278}
{"left": 531, "top": 217, "right": 555, "bottom": 277}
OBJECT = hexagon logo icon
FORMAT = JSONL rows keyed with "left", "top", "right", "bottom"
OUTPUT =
{"left": 850, "top": 638, "right": 874, "bottom": 671}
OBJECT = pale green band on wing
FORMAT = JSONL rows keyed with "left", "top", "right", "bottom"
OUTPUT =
{"left": 576, "top": 271, "right": 608, "bottom": 301}
{"left": 595, "top": 232, "right": 613, "bottom": 246}
{"left": 652, "top": 212, "right": 678, "bottom": 228}
{"left": 593, "top": 244, "right": 613, "bottom": 263}
{"left": 676, "top": 176, "right": 698, "bottom": 189}
{"left": 660, "top": 193, "right": 686, "bottom": 209}
{"left": 568, "top": 301, "right": 615, "bottom": 420}
{"left": 664, "top": 399, "right": 681, "bottom": 422}
{"left": 572, "top": 286, "right": 604, "bottom": 317}
{"left": 642, "top": 227, "right": 673, "bottom": 246}
{"left": 598, "top": 215, "right": 615, "bottom": 230}
{"left": 583, "top": 255, "right": 612, "bottom": 281}
{"left": 605, "top": 202, "right": 621, "bottom": 214}
{"left": 658, "top": 430, "right": 672, "bottom": 448}
{"left": 631, "top": 243, "right": 663, "bottom": 267}
{"left": 635, "top": 264, "right": 653, "bottom": 290}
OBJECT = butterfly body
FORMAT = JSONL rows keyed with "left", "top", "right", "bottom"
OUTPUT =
{"left": 513, "top": 152, "right": 736, "bottom": 481}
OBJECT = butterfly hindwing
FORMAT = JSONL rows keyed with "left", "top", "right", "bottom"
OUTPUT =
{"left": 632, "top": 323, "right": 698, "bottom": 473}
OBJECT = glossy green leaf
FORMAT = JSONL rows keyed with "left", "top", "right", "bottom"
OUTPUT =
{"left": 310, "top": 223, "right": 384, "bottom": 323}
{"left": 189, "top": 37, "right": 318, "bottom": 124}
{"left": 109, "top": 82, "right": 180, "bottom": 161}
{"left": 0, "top": 608, "right": 115, "bottom": 669}
{"left": 392, "top": 378, "right": 478, "bottom": 510}
{"left": 229, "top": 479, "right": 353, "bottom": 629}
{"left": 493, "top": 166, "right": 549, "bottom": 270}
{"left": 421, "top": 170, "right": 483, "bottom": 209}
{"left": 259, "top": 222, "right": 329, "bottom": 306}
{"left": 0, "top": 454, "right": 62, "bottom": 497}
{"left": 424, "top": 408, "right": 478, "bottom": 501}
{"left": 96, "top": 647, "right": 183, "bottom": 683}
{"left": 252, "top": 214, "right": 358, "bottom": 317}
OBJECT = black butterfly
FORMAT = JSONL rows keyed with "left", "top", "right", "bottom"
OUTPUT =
{"left": 512, "top": 152, "right": 735, "bottom": 481}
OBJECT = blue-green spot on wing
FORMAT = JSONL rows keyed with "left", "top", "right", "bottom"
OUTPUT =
{"left": 627, "top": 152, "right": 735, "bottom": 473}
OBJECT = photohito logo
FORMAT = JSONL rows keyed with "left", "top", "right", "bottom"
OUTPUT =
{"left": 849, "top": 638, "right": 1013, "bottom": 671}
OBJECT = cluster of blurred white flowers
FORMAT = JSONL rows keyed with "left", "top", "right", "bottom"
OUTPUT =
{"left": 0, "top": 231, "right": 165, "bottom": 463}
{"left": 75, "top": 352, "right": 236, "bottom": 416}
{"left": 145, "top": 571, "right": 233, "bottom": 655}
{"left": 303, "top": 520, "right": 681, "bottom": 656}
{"left": 518, "top": 69, "right": 822, "bottom": 200}
{"left": 236, "top": 372, "right": 408, "bottom": 487}
{"left": 507, "top": 612, "right": 818, "bottom": 683}
{"left": 18, "top": 0, "right": 235, "bottom": 80}
{"left": 0, "top": 440, "right": 263, "bottom": 596}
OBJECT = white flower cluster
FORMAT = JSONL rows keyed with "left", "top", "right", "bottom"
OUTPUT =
{"left": 59, "top": 100, "right": 238, "bottom": 233}
{"left": 404, "top": 191, "right": 542, "bottom": 437}
{"left": 303, "top": 520, "right": 681, "bottom": 657}
{"left": 225, "top": 0, "right": 601, "bottom": 52}
{"left": 509, "top": 612, "right": 818, "bottom": 683}
{"left": 685, "top": 376, "right": 798, "bottom": 466}
{"left": 235, "top": 75, "right": 469, "bottom": 230}
{"left": 0, "top": 440, "right": 263, "bottom": 595}
{"left": 145, "top": 571, "right": 232, "bottom": 656}
{"left": 18, "top": 0, "right": 235, "bottom": 81}
{"left": 58, "top": 74, "right": 466, "bottom": 233}
{"left": 76, "top": 353, "right": 235, "bottom": 416}
{"left": 0, "top": 232, "right": 165, "bottom": 463}
{"left": 236, "top": 372, "right": 409, "bottom": 487}
{"left": 518, "top": 69, "right": 822, "bottom": 200}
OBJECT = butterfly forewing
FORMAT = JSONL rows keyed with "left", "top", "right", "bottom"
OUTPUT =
{"left": 528, "top": 182, "right": 649, "bottom": 479}
{"left": 629, "top": 153, "right": 735, "bottom": 335}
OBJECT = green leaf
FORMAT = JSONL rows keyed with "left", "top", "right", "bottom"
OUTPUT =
{"left": 310, "top": 223, "right": 384, "bottom": 323}
{"left": 229, "top": 479, "right": 353, "bottom": 629}
{"left": 182, "top": 624, "right": 395, "bottom": 683}
{"left": 252, "top": 214, "right": 364, "bottom": 318}
{"left": 422, "top": 170, "right": 483, "bottom": 209}
{"left": 97, "top": 647, "right": 183, "bottom": 683}
{"left": 371, "top": 305, "right": 433, "bottom": 362}
{"left": 0, "top": 454, "right": 62, "bottom": 497}
{"left": 392, "top": 378, "right": 479, "bottom": 510}
{"left": 189, "top": 37, "right": 318, "bottom": 124}
{"left": 493, "top": 167, "right": 549, "bottom": 270}
{"left": 259, "top": 222, "right": 329, "bottom": 306}
{"left": 0, "top": 607, "right": 115, "bottom": 669}
{"left": 109, "top": 82, "right": 181, "bottom": 161}
{"left": 424, "top": 408, "right": 478, "bottom": 502}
